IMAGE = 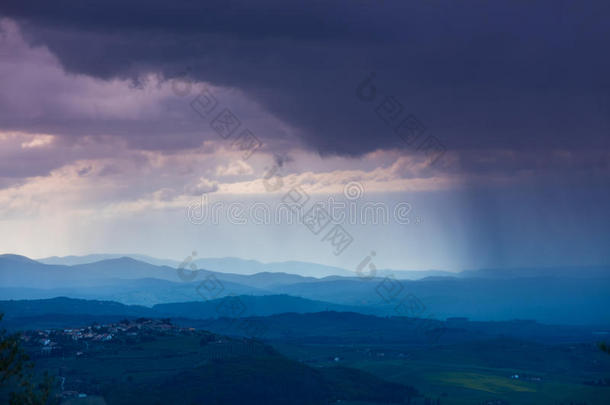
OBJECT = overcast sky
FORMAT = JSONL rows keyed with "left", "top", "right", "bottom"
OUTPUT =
{"left": 0, "top": 1, "right": 608, "bottom": 271}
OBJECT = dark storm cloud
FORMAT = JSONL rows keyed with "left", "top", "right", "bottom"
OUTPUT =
{"left": 1, "top": 0, "right": 610, "bottom": 157}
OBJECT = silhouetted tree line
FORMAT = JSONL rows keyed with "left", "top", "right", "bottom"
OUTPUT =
{"left": 0, "top": 314, "right": 57, "bottom": 404}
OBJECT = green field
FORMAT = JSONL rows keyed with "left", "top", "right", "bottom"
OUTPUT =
{"left": 18, "top": 333, "right": 418, "bottom": 404}
{"left": 272, "top": 340, "right": 610, "bottom": 404}
{"left": 4, "top": 317, "right": 610, "bottom": 404}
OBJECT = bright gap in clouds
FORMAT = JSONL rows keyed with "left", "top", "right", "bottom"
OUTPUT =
{"left": 0, "top": 16, "right": 608, "bottom": 272}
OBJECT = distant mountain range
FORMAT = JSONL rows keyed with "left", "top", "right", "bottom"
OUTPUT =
{"left": 2, "top": 254, "right": 610, "bottom": 324}
{"left": 1, "top": 297, "right": 606, "bottom": 346}
{"left": 0, "top": 295, "right": 370, "bottom": 321}
{"left": 195, "top": 311, "right": 608, "bottom": 345}
{"left": 37, "top": 253, "right": 456, "bottom": 279}
{"left": 38, "top": 253, "right": 181, "bottom": 268}
{"left": 38, "top": 253, "right": 610, "bottom": 280}
{"left": 37, "top": 254, "right": 357, "bottom": 278}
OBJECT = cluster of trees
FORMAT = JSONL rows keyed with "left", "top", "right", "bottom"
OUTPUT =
{"left": 0, "top": 314, "right": 56, "bottom": 404}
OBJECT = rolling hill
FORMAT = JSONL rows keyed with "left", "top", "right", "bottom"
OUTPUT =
{"left": 3, "top": 255, "right": 610, "bottom": 324}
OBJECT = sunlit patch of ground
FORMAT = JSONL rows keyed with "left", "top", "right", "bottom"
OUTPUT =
{"left": 435, "top": 372, "right": 535, "bottom": 394}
